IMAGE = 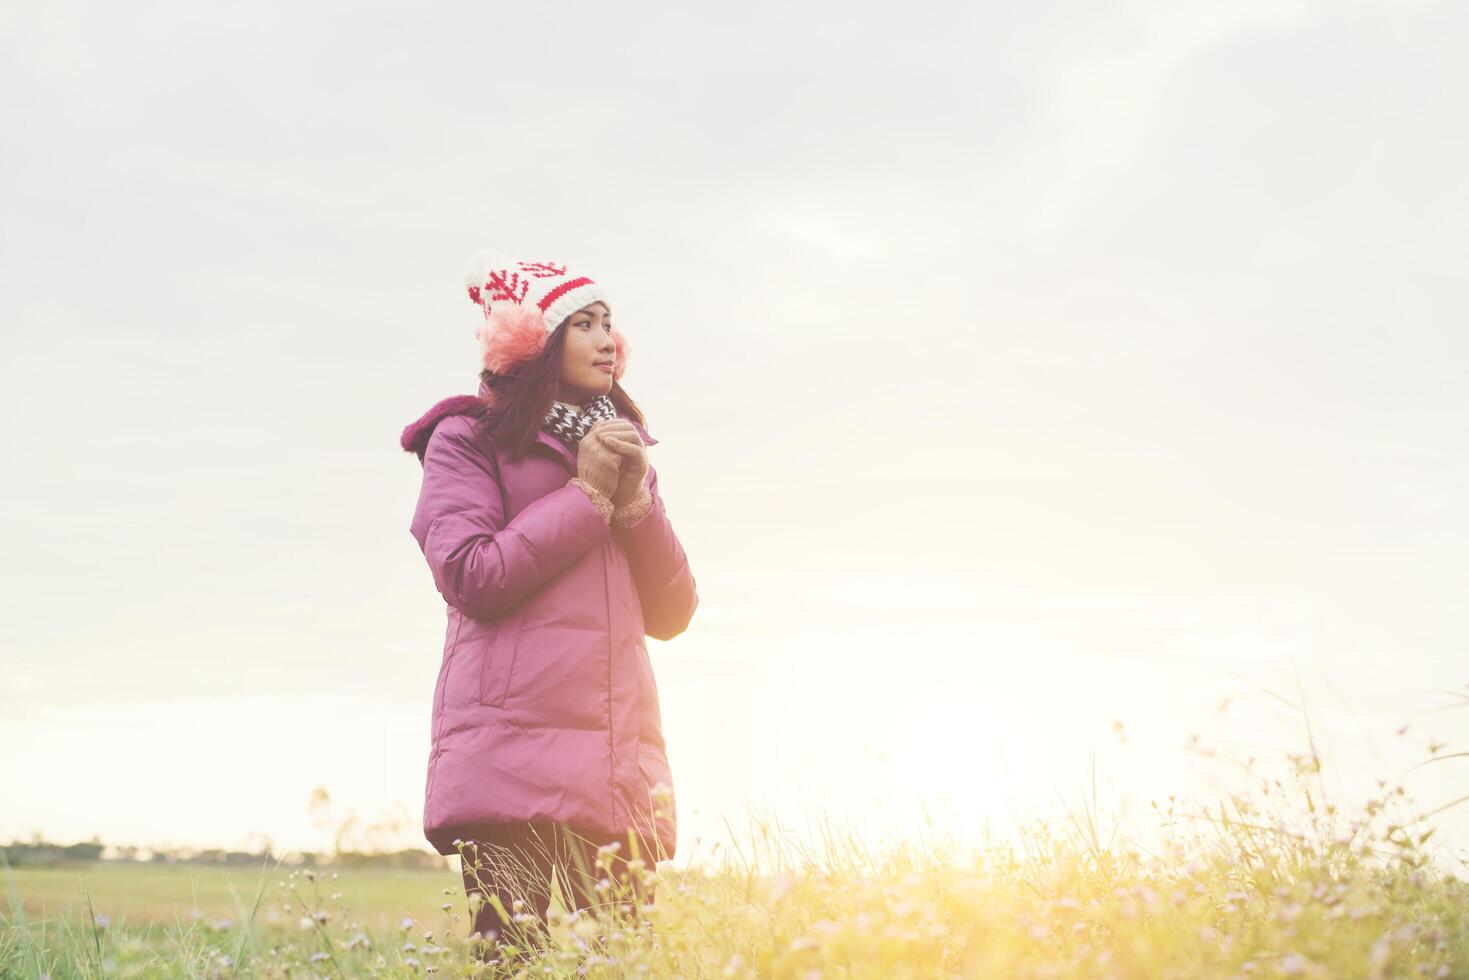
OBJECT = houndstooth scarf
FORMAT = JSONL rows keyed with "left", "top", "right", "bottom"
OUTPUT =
{"left": 543, "top": 394, "right": 618, "bottom": 448}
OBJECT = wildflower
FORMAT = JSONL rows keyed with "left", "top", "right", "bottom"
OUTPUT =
{"left": 299, "top": 917, "right": 315, "bottom": 931}
{"left": 401, "top": 916, "right": 415, "bottom": 930}
{"left": 93, "top": 914, "right": 110, "bottom": 930}
{"left": 1278, "top": 902, "right": 1303, "bottom": 923}
{"left": 1280, "top": 953, "right": 1308, "bottom": 975}
{"left": 309, "top": 952, "right": 329, "bottom": 964}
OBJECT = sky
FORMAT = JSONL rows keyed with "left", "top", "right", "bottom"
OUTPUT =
{"left": 2, "top": 0, "right": 1467, "bottom": 873}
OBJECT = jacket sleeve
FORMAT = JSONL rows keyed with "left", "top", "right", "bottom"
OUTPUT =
{"left": 613, "top": 462, "right": 699, "bottom": 641}
{"left": 409, "top": 417, "right": 612, "bottom": 621}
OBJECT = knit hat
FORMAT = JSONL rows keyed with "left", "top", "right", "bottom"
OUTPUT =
{"left": 464, "top": 248, "right": 631, "bottom": 380}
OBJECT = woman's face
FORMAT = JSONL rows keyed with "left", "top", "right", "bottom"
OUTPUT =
{"left": 556, "top": 301, "right": 617, "bottom": 404}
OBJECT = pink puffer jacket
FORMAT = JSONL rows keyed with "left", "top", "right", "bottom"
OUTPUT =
{"left": 400, "top": 379, "right": 697, "bottom": 859}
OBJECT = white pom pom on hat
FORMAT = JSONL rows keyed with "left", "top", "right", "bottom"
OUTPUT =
{"left": 464, "top": 248, "right": 629, "bottom": 381}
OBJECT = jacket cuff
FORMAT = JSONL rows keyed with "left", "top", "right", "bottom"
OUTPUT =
{"left": 612, "top": 485, "right": 654, "bottom": 527}
{"left": 567, "top": 477, "right": 615, "bottom": 525}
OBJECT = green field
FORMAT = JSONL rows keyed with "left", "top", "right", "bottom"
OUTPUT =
{"left": 3, "top": 861, "right": 462, "bottom": 936}
{"left": 3, "top": 777, "right": 1467, "bottom": 979}
{"left": 5, "top": 725, "right": 1469, "bottom": 980}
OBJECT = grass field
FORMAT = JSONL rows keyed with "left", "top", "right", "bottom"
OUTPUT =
{"left": 2, "top": 861, "right": 462, "bottom": 938}
{"left": 4, "top": 749, "right": 1467, "bottom": 977}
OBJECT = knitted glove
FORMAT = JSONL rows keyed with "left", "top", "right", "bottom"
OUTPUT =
{"left": 596, "top": 428, "right": 652, "bottom": 527}
{"left": 567, "top": 428, "right": 622, "bottom": 525}
{"left": 613, "top": 483, "right": 653, "bottom": 527}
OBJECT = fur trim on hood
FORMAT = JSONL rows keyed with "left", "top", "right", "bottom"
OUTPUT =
{"left": 399, "top": 395, "right": 482, "bottom": 463}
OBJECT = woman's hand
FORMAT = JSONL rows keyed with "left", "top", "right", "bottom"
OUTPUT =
{"left": 576, "top": 425, "right": 625, "bottom": 499}
{"left": 591, "top": 421, "right": 648, "bottom": 507}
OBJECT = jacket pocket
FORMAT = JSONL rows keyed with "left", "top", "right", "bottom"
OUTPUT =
{"left": 476, "top": 607, "right": 524, "bottom": 708}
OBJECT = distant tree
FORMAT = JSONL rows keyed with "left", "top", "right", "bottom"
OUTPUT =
{"left": 63, "top": 841, "right": 104, "bottom": 861}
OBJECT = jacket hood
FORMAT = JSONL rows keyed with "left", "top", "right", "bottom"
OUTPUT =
{"left": 399, "top": 377, "right": 656, "bottom": 462}
{"left": 399, "top": 395, "right": 484, "bottom": 462}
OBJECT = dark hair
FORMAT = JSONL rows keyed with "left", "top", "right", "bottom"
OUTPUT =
{"left": 469, "top": 317, "right": 646, "bottom": 461}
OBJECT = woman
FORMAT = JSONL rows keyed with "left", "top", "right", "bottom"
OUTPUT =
{"left": 399, "top": 249, "right": 699, "bottom": 960}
